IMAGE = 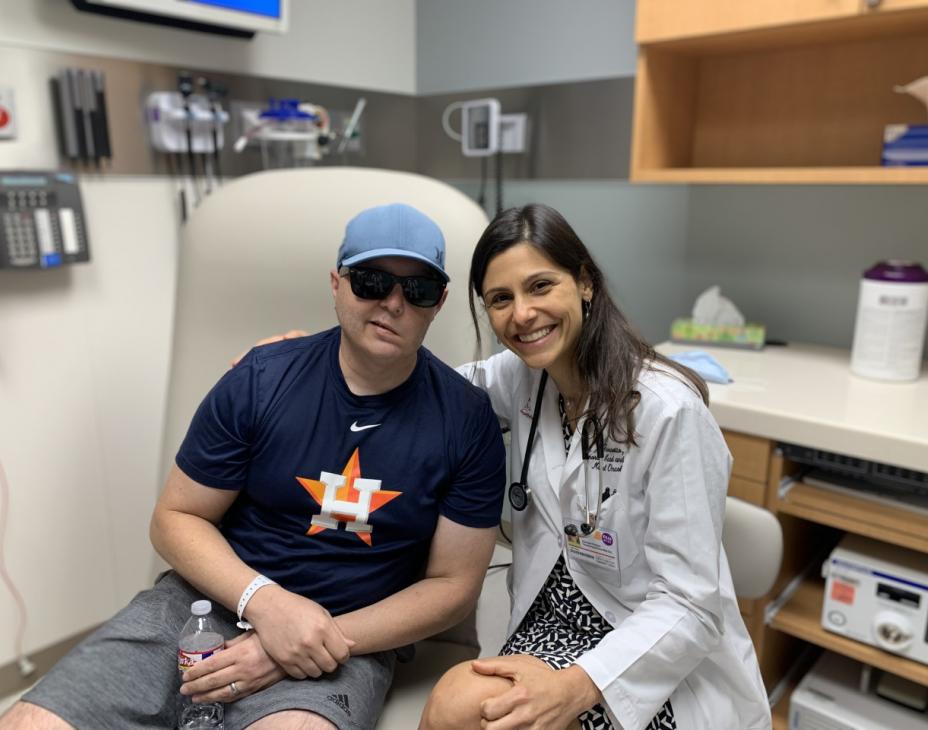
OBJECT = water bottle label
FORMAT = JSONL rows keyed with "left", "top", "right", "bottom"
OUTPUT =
{"left": 178, "top": 644, "right": 223, "bottom": 672}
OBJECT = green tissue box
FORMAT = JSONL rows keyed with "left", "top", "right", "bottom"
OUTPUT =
{"left": 670, "top": 318, "right": 765, "bottom": 350}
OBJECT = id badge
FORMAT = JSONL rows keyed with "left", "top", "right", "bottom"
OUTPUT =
{"left": 563, "top": 518, "right": 619, "bottom": 575}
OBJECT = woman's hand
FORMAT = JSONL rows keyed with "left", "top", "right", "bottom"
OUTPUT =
{"left": 231, "top": 329, "right": 309, "bottom": 366}
{"left": 180, "top": 631, "right": 287, "bottom": 704}
{"left": 472, "top": 655, "right": 600, "bottom": 730}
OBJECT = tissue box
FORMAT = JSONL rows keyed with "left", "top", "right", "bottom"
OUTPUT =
{"left": 882, "top": 124, "right": 928, "bottom": 166}
{"left": 670, "top": 318, "right": 765, "bottom": 350}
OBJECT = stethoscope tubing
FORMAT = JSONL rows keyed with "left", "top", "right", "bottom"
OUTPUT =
{"left": 509, "top": 371, "right": 606, "bottom": 537}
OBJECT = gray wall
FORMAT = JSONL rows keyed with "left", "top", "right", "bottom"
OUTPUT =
{"left": 685, "top": 186, "right": 928, "bottom": 349}
{"left": 417, "top": 0, "right": 638, "bottom": 94}
{"left": 452, "top": 180, "right": 692, "bottom": 344}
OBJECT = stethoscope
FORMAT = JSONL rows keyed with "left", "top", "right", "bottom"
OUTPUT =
{"left": 508, "top": 371, "right": 606, "bottom": 537}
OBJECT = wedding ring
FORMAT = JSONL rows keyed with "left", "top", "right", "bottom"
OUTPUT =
{"left": 229, "top": 681, "right": 240, "bottom": 695}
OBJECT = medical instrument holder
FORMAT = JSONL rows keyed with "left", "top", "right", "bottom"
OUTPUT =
{"left": 145, "top": 91, "right": 229, "bottom": 154}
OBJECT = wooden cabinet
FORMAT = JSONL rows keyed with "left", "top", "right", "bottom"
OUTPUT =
{"left": 631, "top": 0, "right": 928, "bottom": 183}
{"left": 722, "top": 428, "right": 928, "bottom": 729}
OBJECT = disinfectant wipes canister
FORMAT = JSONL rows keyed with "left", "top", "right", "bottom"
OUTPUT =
{"left": 850, "top": 261, "right": 928, "bottom": 382}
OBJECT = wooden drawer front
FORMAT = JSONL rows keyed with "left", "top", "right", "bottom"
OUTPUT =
{"left": 728, "top": 476, "right": 765, "bottom": 507}
{"left": 723, "top": 431, "right": 771, "bottom": 483}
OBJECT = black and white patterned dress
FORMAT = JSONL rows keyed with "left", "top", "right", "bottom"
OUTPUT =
{"left": 500, "top": 396, "right": 677, "bottom": 730}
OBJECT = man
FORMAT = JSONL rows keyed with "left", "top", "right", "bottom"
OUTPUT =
{"left": 2, "top": 203, "right": 506, "bottom": 730}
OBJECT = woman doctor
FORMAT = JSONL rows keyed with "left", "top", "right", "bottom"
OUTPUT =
{"left": 419, "top": 204, "right": 771, "bottom": 730}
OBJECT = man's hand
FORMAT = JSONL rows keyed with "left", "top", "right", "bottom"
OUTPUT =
{"left": 473, "top": 655, "right": 600, "bottom": 730}
{"left": 245, "top": 584, "right": 355, "bottom": 679}
{"left": 180, "top": 631, "right": 286, "bottom": 704}
{"left": 231, "top": 329, "right": 308, "bottom": 367}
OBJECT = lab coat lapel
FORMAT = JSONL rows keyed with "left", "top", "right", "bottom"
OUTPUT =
{"left": 560, "top": 400, "right": 592, "bottom": 487}
{"left": 537, "top": 373, "right": 570, "bottom": 500}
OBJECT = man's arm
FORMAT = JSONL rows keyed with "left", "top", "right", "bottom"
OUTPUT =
{"left": 335, "top": 516, "right": 497, "bottom": 654}
{"left": 150, "top": 465, "right": 352, "bottom": 678}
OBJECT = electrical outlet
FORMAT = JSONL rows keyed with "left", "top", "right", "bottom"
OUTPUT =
{"left": 500, "top": 113, "right": 527, "bottom": 154}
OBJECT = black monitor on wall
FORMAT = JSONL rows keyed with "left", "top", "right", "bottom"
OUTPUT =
{"left": 71, "top": 0, "right": 289, "bottom": 39}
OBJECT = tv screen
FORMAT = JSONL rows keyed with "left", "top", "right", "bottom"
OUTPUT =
{"left": 72, "top": 0, "right": 289, "bottom": 35}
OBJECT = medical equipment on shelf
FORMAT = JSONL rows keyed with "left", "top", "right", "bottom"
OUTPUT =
{"left": 1, "top": 171, "right": 89, "bottom": 269}
{"left": 882, "top": 75, "right": 928, "bottom": 166}
{"left": 789, "top": 652, "right": 926, "bottom": 729}
{"left": 821, "top": 534, "right": 928, "bottom": 666}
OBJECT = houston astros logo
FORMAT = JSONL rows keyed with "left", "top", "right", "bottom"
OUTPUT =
{"left": 296, "top": 448, "right": 401, "bottom": 546}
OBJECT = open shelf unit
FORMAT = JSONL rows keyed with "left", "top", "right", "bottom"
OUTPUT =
{"left": 631, "top": 3, "right": 928, "bottom": 183}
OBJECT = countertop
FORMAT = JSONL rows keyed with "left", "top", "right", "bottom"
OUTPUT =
{"left": 656, "top": 342, "right": 928, "bottom": 473}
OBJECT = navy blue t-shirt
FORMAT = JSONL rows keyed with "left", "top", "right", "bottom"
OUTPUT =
{"left": 176, "top": 327, "right": 506, "bottom": 616}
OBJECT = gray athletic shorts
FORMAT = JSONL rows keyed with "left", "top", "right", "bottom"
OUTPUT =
{"left": 22, "top": 571, "right": 396, "bottom": 730}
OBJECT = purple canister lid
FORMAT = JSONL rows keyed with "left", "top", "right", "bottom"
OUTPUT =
{"left": 863, "top": 260, "right": 928, "bottom": 283}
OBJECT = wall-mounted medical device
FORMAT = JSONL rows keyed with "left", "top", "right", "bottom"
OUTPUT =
{"left": 822, "top": 534, "right": 928, "bottom": 666}
{"left": 442, "top": 98, "right": 528, "bottom": 157}
{"left": 146, "top": 91, "right": 229, "bottom": 154}
{"left": 233, "top": 97, "right": 365, "bottom": 168}
{"left": 71, "top": 0, "right": 289, "bottom": 38}
{"left": 0, "top": 172, "right": 89, "bottom": 269}
{"left": 789, "top": 652, "right": 926, "bottom": 729}
{"left": 51, "top": 68, "right": 112, "bottom": 165}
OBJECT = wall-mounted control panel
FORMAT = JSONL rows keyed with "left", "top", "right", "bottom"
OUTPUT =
{"left": 1, "top": 171, "right": 90, "bottom": 269}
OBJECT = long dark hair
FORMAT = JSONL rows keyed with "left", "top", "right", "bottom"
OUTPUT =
{"left": 468, "top": 204, "right": 708, "bottom": 446}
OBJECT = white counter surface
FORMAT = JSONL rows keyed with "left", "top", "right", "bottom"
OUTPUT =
{"left": 656, "top": 342, "right": 928, "bottom": 473}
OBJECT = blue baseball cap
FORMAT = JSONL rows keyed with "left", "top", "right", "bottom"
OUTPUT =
{"left": 337, "top": 203, "right": 449, "bottom": 282}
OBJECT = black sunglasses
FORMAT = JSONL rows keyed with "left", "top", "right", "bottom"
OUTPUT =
{"left": 344, "top": 266, "right": 446, "bottom": 308}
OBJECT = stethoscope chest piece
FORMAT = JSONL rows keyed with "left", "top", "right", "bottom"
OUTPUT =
{"left": 509, "top": 481, "right": 529, "bottom": 511}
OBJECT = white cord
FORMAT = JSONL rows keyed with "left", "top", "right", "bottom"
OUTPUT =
{"left": 0, "top": 457, "right": 34, "bottom": 676}
{"left": 337, "top": 97, "right": 367, "bottom": 155}
{"left": 441, "top": 101, "right": 464, "bottom": 142}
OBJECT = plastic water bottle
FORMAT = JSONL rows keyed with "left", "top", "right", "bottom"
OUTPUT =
{"left": 178, "top": 600, "right": 225, "bottom": 729}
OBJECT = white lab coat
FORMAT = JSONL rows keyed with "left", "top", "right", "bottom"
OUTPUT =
{"left": 461, "top": 351, "right": 771, "bottom": 730}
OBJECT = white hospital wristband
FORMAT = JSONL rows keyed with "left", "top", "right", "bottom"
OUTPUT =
{"left": 236, "top": 574, "right": 276, "bottom": 630}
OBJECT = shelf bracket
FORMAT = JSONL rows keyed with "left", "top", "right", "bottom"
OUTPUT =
{"left": 764, "top": 545, "right": 832, "bottom": 626}
{"left": 777, "top": 470, "right": 804, "bottom": 501}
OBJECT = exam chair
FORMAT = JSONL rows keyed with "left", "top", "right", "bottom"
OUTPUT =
{"left": 157, "top": 168, "right": 495, "bottom": 729}
{"left": 723, "top": 496, "right": 784, "bottom": 600}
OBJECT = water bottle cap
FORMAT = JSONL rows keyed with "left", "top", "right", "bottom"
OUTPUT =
{"left": 190, "top": 600, "right": 212, "bottom": 616}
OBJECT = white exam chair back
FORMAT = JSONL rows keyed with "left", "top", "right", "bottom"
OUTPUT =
{"left": 723, "top": 496, "right": 783, "bottom": 599}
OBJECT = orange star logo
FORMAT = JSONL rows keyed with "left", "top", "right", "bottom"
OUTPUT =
{"left": 297, "top": 448, "right": 402, "bottom": 546}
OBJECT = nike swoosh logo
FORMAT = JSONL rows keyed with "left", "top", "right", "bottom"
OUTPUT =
{"left": 350, "top": 421, "right": 381, "bottom": 432}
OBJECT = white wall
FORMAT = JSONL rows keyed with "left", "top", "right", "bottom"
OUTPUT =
{"left": 0, "top": 0, "right": 417, "bottom": 94}
{"left": 417, "top": 0, "right": 637, "bottom": 94}
{"left": 0, "top": 178, "right": 179, "bottom": 663}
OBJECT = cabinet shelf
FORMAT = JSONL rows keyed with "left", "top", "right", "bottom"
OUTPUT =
{"left": 777, "top": 481, "right": 928, "bottom": 553}
{"left": 770, "top": 576, "right": 928, "bottom": 686}
{"left": 631, "top": 5, "right": 928, "bottom": 183}
{"left": 633, "top": 166, "right": 928, "bottom": 185}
